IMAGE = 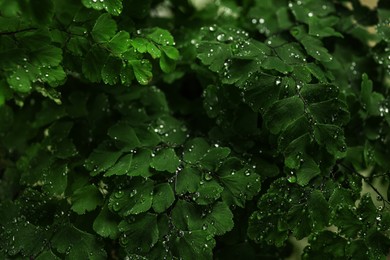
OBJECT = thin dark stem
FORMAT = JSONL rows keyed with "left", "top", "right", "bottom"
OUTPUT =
{"left": 340, "top": 162, "right": 390, "bottom": 207}
{"left": 0, "top": 27, "right": 38, "bottom": 36}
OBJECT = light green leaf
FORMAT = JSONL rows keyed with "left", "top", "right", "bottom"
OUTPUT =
{"left": 130, "top": 38, "right": 149, "bottom": 53}
{"left": 197, "top": 42, "right": 231, "bottom": 72}
{"left": 147, "top": 28, "right": 175, "bottom": 46}
{"left": 161, "top": 45, "right": 180, "bottom": 60}
{"left": 7, "top": 67, "right": 32, "bottom": 93}
{"left": 160, "top": 51, "right": 176, "bottom": 73}
{"left": 40, "top": 66, "right": 67, "bottom": 87}
{"left": 146, "top": 42, "right": 161, "bottom": 58}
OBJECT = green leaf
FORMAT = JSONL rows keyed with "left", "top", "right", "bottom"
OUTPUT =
{"left": 108, "top": 31, "right": 131, "bottom": 54}
{"left": 82, "top": 0, "right": 123, "bottom": 16}
{"left": 42, "top": 162, "right": 68, "bottom": 196}
{"left": 171, "top": 200, "right": 233, "bottom": 236}
{"left": 201, "top": 202, "right": 234, "bottom": 235}
{"left": 195, "top": 180, "right": 224, "bottom": 205}
{"left": 360, "top": 73, "right": 385, "bottom": 117}
{"left": 197, "top": 42, "right": 231, "bottom": 72}
{"left": 152, "top": 183, "right": 175, "bottom": 213}
{"left": 308, "top": 16, "right": 343, "bottom": 38}
{"left": 200, "top": 146, "right": 231, "bottom": 170}
{"left": 291, "top": 26, "right": 333, "bottom": 62}
{"left": 332, "top": 206, "right": 363, "bottom": 237}
{"left": 0, "top": 219, "right": 49, "bottom": 257}
{"left": 52, "top": 224, "right": 107, "bottom": 259}
{"left": 82, "top": 46, "right": 108, "bottom": 82}
{"left": 28, "top": 0, "right": 54, "bottom": 25}
{"left": 150, "top": 147, "right": 180, "bottom": 173}
{"left": 101, "top": 56, "right": 122, "bottom": 85}
{"left": 91, "top": 13, "right": 117, "bottom": 43}
{"left": 104, "top": 154, "right": 132, "bottom": 176}
{"left": 218, "top": 158, "right": 261, "bottom": 207}
{"left": 128, "top": 149, "right": 152, "bottom": 177}
{"left": 30, "top": 45, "right": 63, "bottom": 67}
{"left": 264, "top": 96, "right": 305, "bottom": 134}
{"left": 118, "top": 213, "right": 159, "bottom": 253}
{"left": 146, "top": 42, "right": 161, "bottom": 59}
{"left": 160, "top": 51, "right": 176, "bottom": 73}
{"left": 161, "top": 46, "right": 180, "bottom": 60}
{"left": 108, "top": 122, "right": 140, "bottom": 147}
{"left": 129, "top": 59, "right": 153, "bottom": 85}
{"left": 7, "top": 67, "right": 32, "bottom": 93}
{"left": 109, "top": 178, "right": 154, "bottom": 216}
{"left": 71, "top": 185, "right": 103, "bottom": 214}
{"left": 67, "top": 36, "right": 89, "bottom": 56}
{"left": 120, "top": 64, "right": 134, "bottom": 86}
{"left": 176, "top": 167, "right": 201, "bottom": 195}
{"left": 174, "top": 230, "right": 215, "bottom": 260}
{"left": 296, "top": 158, "right": 320, "bottom": 186}
{"left": 183, "top": 138, "right": 210, "bottom": 164}
{"left": 84, "top": 143, "right": 123, "bottom": 176}
{"left": 93, "top": 205, "right": 119, "bottom": 239}
{"left": 147, "top": 28, "right": 175, "bottom": 46}
{"left": 308, "top": 190, "right": 330, "bottom": 230}
{"left": 130, "top": 38, "right": 150, "bottom": 53}
{"left": 314, "top": 124, "right": 346, "bottom": 158}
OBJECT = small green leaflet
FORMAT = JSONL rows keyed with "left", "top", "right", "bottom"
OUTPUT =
{"left": 93, "top": 205, "right": 119, "bottom": 239}
{"left": 91, "top": 14, "right": 117, "bottom": 43}
{"left": 71, "top": 185, "right": 103, "bottom": 214}
{"left": 150, "top": 147, "right": 180, "bottom": 173}
{"left": 118, "top": 213, "right": 159, "bottom": 253}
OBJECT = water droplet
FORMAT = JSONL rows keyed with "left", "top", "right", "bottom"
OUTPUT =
{"left": 216, "top": 34, "right": 225, "bottom": 41}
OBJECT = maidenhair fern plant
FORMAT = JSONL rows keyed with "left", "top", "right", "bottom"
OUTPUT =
{"left": 0, "top": 0, "right": 389, "bottom": 259}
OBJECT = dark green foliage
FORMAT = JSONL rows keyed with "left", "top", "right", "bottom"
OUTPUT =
{"left": 0, "top": 0, "right": 390, "bottom": 259}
